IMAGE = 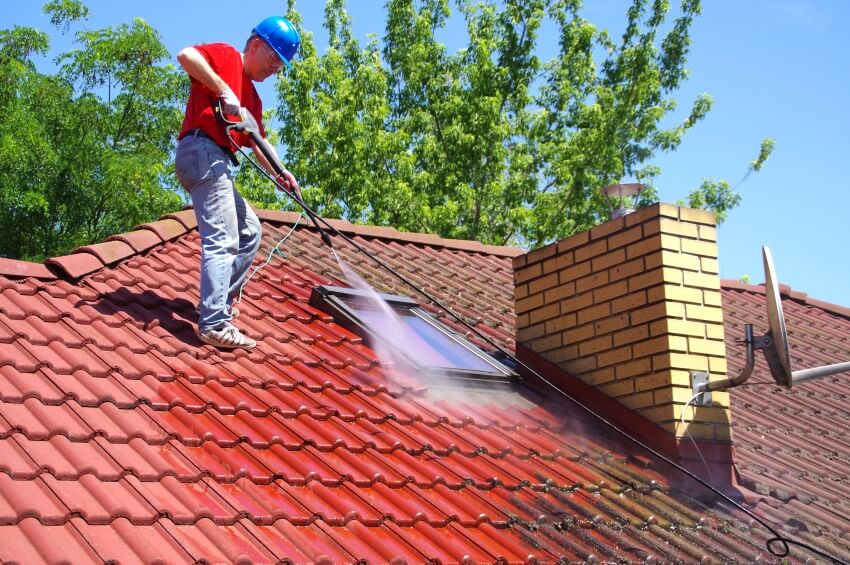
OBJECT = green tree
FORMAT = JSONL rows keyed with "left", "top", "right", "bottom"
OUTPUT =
{"left": 0, "top": 0, "right": 185, "bottom": 261}
{"left": 277, "top": 0, "right": 772, "bottom": 247}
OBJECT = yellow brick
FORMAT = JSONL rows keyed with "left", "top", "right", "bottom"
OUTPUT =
{"left": 680, "top": 239, "right": 718, "bottom": 258}
{"left": 632, "top": 336, "right": 672, "bottom": 358}
{"left": 563, "top": 323, "right": 595, "bottom": 344}
{"left": 526, "top": 243, "right": 557, "bottom": 265}
{"left": 679, "top": 207, "right": 716, "bottom": 225}
{"left": 668, "top": 353, "right": 709, "bottom": 371}
{"left": 666, "top": 319, "right": 708, "bottom": 338}
{"left": 566, "top": 356, "right": 598, "bottom": 374}
{"left": 618, "top": 391, "right": 655, "bottom": 410}
{"left": 589, "top": 216, "right": 625, "bottom": 240}
{"left": 580, "top": 334, "right": 613, "bottom": 356}
{"left": 613, "top": 324, "right": 650, "bottom": 346}
{"left": 713, "top": 425, "right": 733, "bottom": 442}
{"left": 626, "top": 203, "right": 672, "bottom": 228}
{"left": 648, "top": 284, "right": 703, "bottom": 305}
{"left": 700, "top": 257, "right": 720, "bottom": 274}
{"left": 546, "top": 347, "right": 578, "bottom": 365}
{"left": 557, "top": 230, "right": 589, "bottom": 253}
{"left": 529, "top": 303, "right": 562, "bottom": 325}
{"left": 576, "top": 271, "right": 610, "bottom": 294}
{"left": 583, "top": 367, "right": 616, "bottom": 386}
{"left": 515, "top": 293, "right": 544, "bottom": 314}
{"left": 654, "top": 386, "right": 698, "bottom": 405}
{"left": 705, "top": 389, "right": 731, "bottom": 408}
{"left": 608, "top": 225, "right": 644, "bottom": 250}
{"left": 517, "top": 323, "right": 546, "bottom": 342}
{"left": 688, "top": 338, "right": 726, "bottom": 357}
{"left": 659, "top": 217, "right": 699, "bottom": 238}
{"left": 528, "top": 272, "right": 559, "bottom": 294}
{"left": 595, "top": 314, "right": 631, "bottom": 336}
{"left": 615, "top": 357, "right": 652, "bottom": 379}
{"left": 683, "top": 271, "right": 721, "bottom": 290}
{"left": 609, "top": 257, "right": 645, "bottom": 282}
{"left": 597, "top": 345, "right": 633, "bottom": 367}
{"left": 530, "top": 332, "right": 562, "bottom": 352}
{"left": 578, "top": 302, "right": 611, "bottom": 325}
{"left": 705, "top": 324, "right": 725, "bottom": 341}
{"left": 699, "top": 224, "right": 718, "bottom": 242}
{"left": 515, "top": 283, "right": 529, "bottom": 301}
{"left": 545, "top": 313, "right": 577, "bottom": 334}
{"left": 628, "top": 268, "right": 666, "bottom": 293}
{"left": 639, "top": 404, "right": 677, "bottom": 425}
{"left": 673, "top": 421, "right": 715, "bottom": 440}
{"left": 591, "top": 248, "right": 626, "bottom": 272}
{"left": 673, "top": 405, "right": 731, "bottom": 425}
{"left": 633, "top": 370, "right": 673, "bottom": 392}
{"left": 515, "top": 263, "right": 542, "bottom": 284}
{"left": 516, "top": 312, "right": 529, "bottom": 328}
{"left": 630, "top": 234, "right": 681, "bottom": 258}
{"left": 575, "top": 239, "right": 608, "bottom": 263}
{"left": 544, "top": 281, "right": 576, "bottom": 305}
{"left": 599, "top": 378, "right": 635, "bottom": 398}
{"left": 611, "top": 291, "right": 648, "bottom": 314}
{"left": 669, "top": 335, "right": 689, "bottom": 352}
{"left": 685, "top": 304, "right": 724, "bottom": 323}
{"left": 630, "top": 301, "right": 684, "bottom": 325}
{"left": 542, "top": 252, "right": 575, "bottom": 274}
{"left": 593, "top": 280, "right": 629, "bottom": 304}
{"left": 655, "top": 250, "right": 702, "bottom": 271}
{"left": 561, "top": 292, "right": 594, "bottom": 314}
{"left": 649, "top": 319, "right": 668, "bottom": 337}
{"left": 708, "top": 356, "right": 728, "bottom": 374}
{"left": 661, "top": 234, "right": 682, "bottom": 252}
{"left": 702, "top": 290, "right": 722, "bottom": 307}
{"left": 559, "top": 260, "right": 592, "bottom": 283}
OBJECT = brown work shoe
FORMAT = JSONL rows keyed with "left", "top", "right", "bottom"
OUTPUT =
{"left": 198, "top": 323, "right": 256, "bottom": 350}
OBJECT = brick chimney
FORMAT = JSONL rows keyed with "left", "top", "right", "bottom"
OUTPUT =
{"left": 514, "top": 204, "right": 731, "bottom": 443}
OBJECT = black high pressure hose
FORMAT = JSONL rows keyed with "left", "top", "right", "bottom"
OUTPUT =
{"left": 218, "top": 106, "right": 845, "bottom": 565}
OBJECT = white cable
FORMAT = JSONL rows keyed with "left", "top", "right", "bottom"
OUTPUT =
{"left": 235, "top": 211, "right": 304, "bottom": 305}
{"left": 677, "top": 391, "right": 714, "bottom": 482}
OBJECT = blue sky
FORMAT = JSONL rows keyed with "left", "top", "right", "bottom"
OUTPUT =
{"left": 7, "top": 1, "right": 850, "bottom": 307}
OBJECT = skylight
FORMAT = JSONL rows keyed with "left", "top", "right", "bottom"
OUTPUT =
{"left": 310, "top": 285, "right": 517, "bottom": 385}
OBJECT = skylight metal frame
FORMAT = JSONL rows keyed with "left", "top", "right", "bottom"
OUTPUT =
{"left": 310, "top": 285, "right": 518, "bottom": 386}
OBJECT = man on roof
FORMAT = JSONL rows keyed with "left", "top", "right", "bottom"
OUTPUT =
{"left": 175, "top": 16, "right": 301, "bottom": 350}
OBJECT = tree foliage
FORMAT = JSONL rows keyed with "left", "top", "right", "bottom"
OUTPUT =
{"left": 0, "top": 0, "right": 185, "bottom": 261}
{"left": 277, "top": 0, "right": 772, "bottom": 247}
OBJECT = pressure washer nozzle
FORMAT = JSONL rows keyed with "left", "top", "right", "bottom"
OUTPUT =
{"left": 320, "top": 231, "right": 333, "bottom": 247}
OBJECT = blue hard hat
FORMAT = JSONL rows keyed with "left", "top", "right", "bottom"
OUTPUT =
{"left": 253, "top": 16, "right": 300, "bottom": 69}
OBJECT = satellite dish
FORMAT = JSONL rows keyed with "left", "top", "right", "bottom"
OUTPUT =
{"left": 762, "top": 247, "right": 793, "bottom": 387}
{"left": 697, "top": 246, "right": 850, "bottom": 395}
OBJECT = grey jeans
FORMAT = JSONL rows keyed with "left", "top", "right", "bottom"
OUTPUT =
{"left": 175, "top": 133, "right": 261, "bottom": 331}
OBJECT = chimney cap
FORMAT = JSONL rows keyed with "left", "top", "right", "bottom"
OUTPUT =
{"left": 601, "top": 183, "right": 644, "bottom": 219}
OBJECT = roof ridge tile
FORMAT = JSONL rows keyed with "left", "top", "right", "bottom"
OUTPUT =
{"left": 72, "top": 240, "right": 136, "bottom": 267}
{"left": 722, "top": 279, "right": 850, "bottom": 320}
{"left": 0, "top": 258, "right": 56, "bottom": 280}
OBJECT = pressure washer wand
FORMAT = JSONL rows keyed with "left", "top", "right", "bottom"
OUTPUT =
{"left": 214, "top": 103, "right": 333, "bottom": 247}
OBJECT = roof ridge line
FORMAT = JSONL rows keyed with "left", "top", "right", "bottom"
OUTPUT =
{"left": 254, "top": 209, "right": 524, "bottom": 257}
{"left": 43, "top": 209, "right": 197, "bottom": 280}
{"left": 721, "top": 279, "right": 850, "bottom": 320}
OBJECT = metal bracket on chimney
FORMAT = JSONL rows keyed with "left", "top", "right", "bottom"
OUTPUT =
{"left": 690, "top": 371, "right": 712, "bottom": 407}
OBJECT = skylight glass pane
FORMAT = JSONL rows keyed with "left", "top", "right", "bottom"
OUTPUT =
{"left": 346, "top": 301, "right": 497, "bottom": 373}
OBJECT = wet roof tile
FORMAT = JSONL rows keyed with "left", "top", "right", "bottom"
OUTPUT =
{"left": 1, "top": 216, "right": 848, "bottom": 563}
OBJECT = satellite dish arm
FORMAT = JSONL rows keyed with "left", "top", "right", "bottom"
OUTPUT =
{"left": 700, "top": 324, "right": 755, "bottom": 393}
{"left": 792, "top": 362, "right": 850, "bottom": 385}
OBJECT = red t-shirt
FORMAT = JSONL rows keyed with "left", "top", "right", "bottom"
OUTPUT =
{"left": 177, "top": 42, "right": 265, "bottom": 149}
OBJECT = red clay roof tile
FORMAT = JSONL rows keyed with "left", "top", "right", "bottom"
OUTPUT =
{"left": 0, "top": 212, "right": 847, "bottom": 563}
